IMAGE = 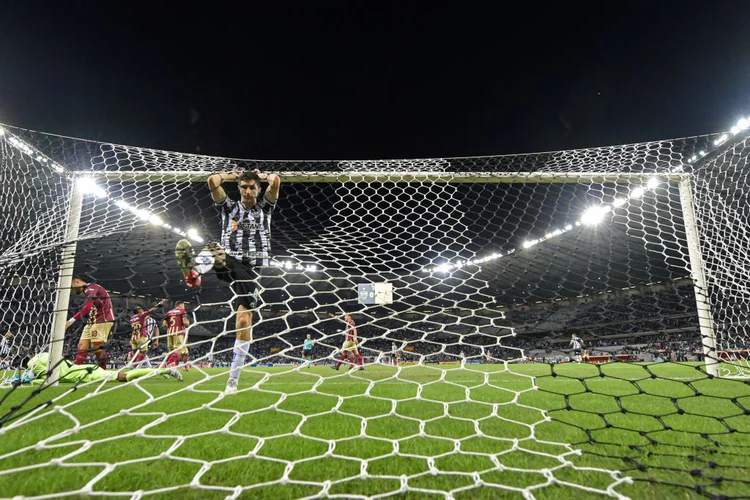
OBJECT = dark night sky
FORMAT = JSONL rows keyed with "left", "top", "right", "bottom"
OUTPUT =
{"left": 1, "top": 2, "right": 749, "bottom": 160}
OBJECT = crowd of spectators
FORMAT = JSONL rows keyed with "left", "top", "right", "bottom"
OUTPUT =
{"left": 3, "top": 281, "right": 745, "bottom": 371}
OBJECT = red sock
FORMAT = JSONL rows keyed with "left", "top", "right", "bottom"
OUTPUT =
{"left": 74, "top": 350, "right": 88, "bottom": 365}
{"left": 336, "top": 352, "right": 348, "bottom": 369}
{"left": 96, "top": 351, "right": 107, "bottom": 369}
{"left": 134, "top": 353, "right": 145, "bottom": 364}
{"left": 181, "top": 355, "right": 189, "bottom": 369}
{"left": 356, "top": 354, "right": 363, "bottom": 366}
{"left": 168, "top": 352, "right": 180, "bottom": 367}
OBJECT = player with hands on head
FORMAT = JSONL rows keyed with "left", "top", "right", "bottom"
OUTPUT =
{"left": 174, "top": 167, "right": 280, "bottom": 393}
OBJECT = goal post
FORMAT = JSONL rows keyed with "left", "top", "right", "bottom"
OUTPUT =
{"left": 677, "top": 176, "right": 718, "bottom": 377}
{"left": 46, "top": 180, "right": 84, "bottom": 387}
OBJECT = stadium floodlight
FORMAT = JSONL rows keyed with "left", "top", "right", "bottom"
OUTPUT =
{"left": 613, "top": 197, "right": 627, "bottom": 208}
{"left": 738, "top": 118, "right": 749, "bottom": 131}
{"left": 186, "top": 228, "right": 200, "bottom": 240}
{"left": 0, "top": 127, "right": 4, "bottom": 136}
{"left": 149, "top": 215, "right": 163, "bottom": 226}
{"left": 136, "top": 209, "right": 150, "bottom": 221}
{"left": 435, "top": 263, "right": 451, "bottom": 273}
{"left": 731, "top": 126, "right": 740, "bottom": 135}
{"left": 522, "top": 239, "right": 538, "bottom": 249}
{"left": 114, "top": 200, "right": 130, "bottom": 210}
{"left": 647, "top": 177, "right": 660, "bottom": 189}
{"left": 76, "top": 177, "right": 107, "bottom": 198}
{"left": 580, "top": 205, "right": 611, "bottom": 226}
{"left": 53, "top": 164, "right": 64, "bottom": 173}
{"left": 630, "top": 186, "right": 645, "bottom": 199}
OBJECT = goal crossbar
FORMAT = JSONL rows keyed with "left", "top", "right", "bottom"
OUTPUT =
{"left": 69, "top": 170, "right": 687, "bottom": 184}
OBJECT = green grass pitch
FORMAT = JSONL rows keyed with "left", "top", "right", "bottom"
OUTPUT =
{"left": 1, "top": 362, "right": 749, "bottom": 499}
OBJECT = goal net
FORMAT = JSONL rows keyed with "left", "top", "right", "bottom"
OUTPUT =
{"left": 1, "top": 122, "right": 749, "bottom": 499}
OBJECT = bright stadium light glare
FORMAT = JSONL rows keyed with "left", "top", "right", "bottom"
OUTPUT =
{"left": 731, "top": 126, "right": 739, "bottom": 135}
{"left": 186, "top": 228, "right": 200, "bottom": 240}
{"left": 647, "top": 177, "right": 660, "bottom": 189}
{"left": 0, "top": 127, "right": 4, "bottom": 136}
{"left": 522, "top": 240, "right": 537, "bottom": 249}
{"left": 149, "top": 215, "right": 163, "bottom": 226}
{"left": 435, "top": 263, "right": 451, "bottom": 273}
{"left": 738, "top": 118, "right": 749, "bottom": 130}
{"left": 580, "top": 205, "right": 611, "bottom": 226}
{"left": 630, "top": 186, "right": 645, "bottom": 199}
{"left": 613, "top": 197, "right": 627, "bottom": 207}
{"left": 53, "top": 164, "right": 64, "bottom": 173}
{"left": 77, "top": 177, "right": 107, "bottom": 198}
{"left": 114, "top": 199, "right": 130, "bottom": 210}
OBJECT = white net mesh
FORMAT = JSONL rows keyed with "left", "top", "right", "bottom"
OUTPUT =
{"left": 1, "top": 123, "right": 750, "bottom": 499}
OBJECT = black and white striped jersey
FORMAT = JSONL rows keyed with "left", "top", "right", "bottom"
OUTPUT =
{"left": 145, "top": 316, "right": 158, "bottom": 340}
{"left": 216, "top": 196, "right": 275, "bottom": 266}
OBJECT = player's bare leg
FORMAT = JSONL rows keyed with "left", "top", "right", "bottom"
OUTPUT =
{"left": 225, "top": 304, "right": 252, "bottom": 394}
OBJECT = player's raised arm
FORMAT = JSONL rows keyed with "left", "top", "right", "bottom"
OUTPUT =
{"left": 207, "top": 169, "right": 242, "bottom": 205}
{"left": 328, "top": 312, "right": 346, "bottom": 324}
{"left": 147, "top": 299, "right": 166, "bottom": 316}
{"left": 253, "top": 169, "right": 281, "bottom": 204}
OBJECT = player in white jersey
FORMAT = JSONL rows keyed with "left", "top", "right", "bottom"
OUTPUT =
{"left": 0, "top": 332, "right": 12, "bottom": 370}
{"left": 0, "top": 332, "right": 12, "bottom": 360}
{"left": 391, "top": 341, "right": 401, "bottom": 366}
{"left": 570, "top": 334, "right": 583, "bottom": 362}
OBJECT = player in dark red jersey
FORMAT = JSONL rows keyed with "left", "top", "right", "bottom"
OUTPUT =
{"left": 329, "top": 313, "right": 363, "bottom": 370}
{"left": 128, "top": 299, "right": 165, "bottom": 368}
{"left": 162, "top": 301, "right": 191, "bottom": 370}
{"left": 65, "top": 276, "right": 115, "bottom": 368}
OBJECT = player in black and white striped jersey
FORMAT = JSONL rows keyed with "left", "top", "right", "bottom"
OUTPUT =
{"left": 0, "top": 332, "right": 13, "bottom": 369}
{"left": 138, "top": 315, "right": 158, "bottom": 368}
{"left": 175, "top": 168, "right": 281, "bottom": 394}
{"left": 570, "top": 334, "right": 583, "bottom": 362}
